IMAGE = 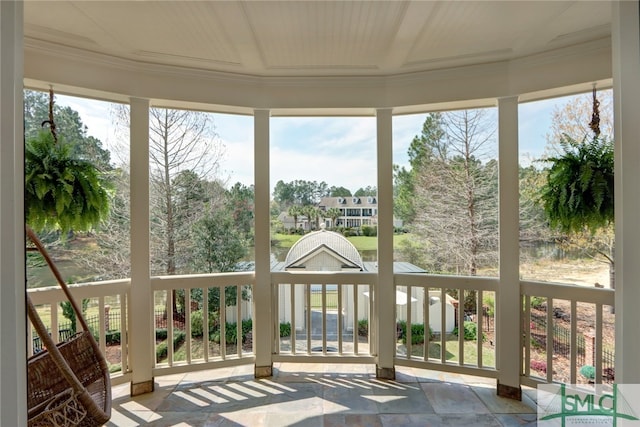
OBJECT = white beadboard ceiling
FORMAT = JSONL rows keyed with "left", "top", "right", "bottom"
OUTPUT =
{"left": 23, "top": 0, "right": 612, "bottom": 77}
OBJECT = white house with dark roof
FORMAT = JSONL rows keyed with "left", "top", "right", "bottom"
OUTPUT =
{"left": 318, "top": 196, "right": 378, "bottom": 228}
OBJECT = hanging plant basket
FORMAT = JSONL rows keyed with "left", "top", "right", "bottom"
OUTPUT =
{"left": 25, "top": 129, "right": 110, "bottom": 233}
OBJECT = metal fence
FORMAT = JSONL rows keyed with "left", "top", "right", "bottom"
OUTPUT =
{"left": 31, "top": 311, "right": 122, "bottom": 353}
{"left": 530, "top": 313, "right": 585, "bottom": 366}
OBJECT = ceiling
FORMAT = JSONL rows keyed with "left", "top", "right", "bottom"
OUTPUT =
{"left": 23, "top": 1, "right": 612, "bottom": 79}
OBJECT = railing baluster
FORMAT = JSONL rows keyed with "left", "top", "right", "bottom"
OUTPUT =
{"left": 51, "top": 303, "right": 59, "bottom": 344}
{"left": 291, "top": 283, "right": 296, "bottom": 355}
{"left": 423, "top": 286, "right": 429, "bottom": 361}
{"left": 306, "top": 283, "right": 311, "bottom": 354}
{"left": 595, "top": 303, "right": 603, "bottom": 384}
{"left": 186, "top": 289, "right": 192, "bottom": 364}
{"left": 523, "top": 295, "right": 531, "bottom": 378}
{"left": 99, "top": 296, "right": 106, "bottom": 353}
{"left": 406, "top": 285, "right": 412, "bottom": 359}
{"left": 237, "top": 284, "right": 242, "bottom": 358}
{"left": 353, "top": 284, "right": 359, "bottom": 354}
{"left": 121, "top": 291, "right": 129, "bottom": 373}
{"left": 203, "top": 287, "right": 209, "bottom": 362}
{"left": 458, "top": 288, "right": 464, "bottom": 366}
{"left": 220, "top": 285, "right": 226, "bottom": 360}
{"left": 546, "top": 297, "right": 553, "bottom": 383}
{"left": 477, "top": 290, "right": 483, "bottom": 368}
{"left": 570, "top": 300, "right": 577, "bottom": 384}
{"left": 322, "top": 283, "right": 327, "bottom": 354}
{"left": 440, "top": 288, "right": 446, "bottom": 364}
{"left": 337, "top": 284, "right": 343, "bottom": 355}
{"left": 369, "top": 283, "right": 374, "bottom": 354}
{"left": 167, "top": 290, "right": 174, "bottom": 366}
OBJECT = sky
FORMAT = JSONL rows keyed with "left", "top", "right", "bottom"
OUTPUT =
{"left": 55, "top": 93, "right": 574, "bottom": 194}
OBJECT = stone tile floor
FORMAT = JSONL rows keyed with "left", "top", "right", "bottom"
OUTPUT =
{"left": 107, "top": 363, "right": 538, "bottom": 426}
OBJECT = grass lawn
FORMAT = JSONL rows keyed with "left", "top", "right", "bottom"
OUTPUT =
{"left": 398, "top": 335, "right": 496, "bottom": 367}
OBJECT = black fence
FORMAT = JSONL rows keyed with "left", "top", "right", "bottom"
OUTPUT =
{"left": 31, "top": 311, "right": 122, "bottom": 353}
{"left": 530, "top": 314, "right": 586, "bottom": 366}
{"left": 603, "top": 348, "right": 615, "bottom": 383}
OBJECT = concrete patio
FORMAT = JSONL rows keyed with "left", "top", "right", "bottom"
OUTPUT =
{"left": 107, "top": 363, "right": 537, "bottom": 427}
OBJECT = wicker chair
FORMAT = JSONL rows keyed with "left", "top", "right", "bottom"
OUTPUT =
{"left": 26, "top": 227, "right": 112, "bottom": 427}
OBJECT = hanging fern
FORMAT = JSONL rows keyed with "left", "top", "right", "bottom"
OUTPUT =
{"left": 539, "top": 135, "right": 614, "bottom": 233}
{"left": 25, "top": 130, "right": 111, "bottom": 233}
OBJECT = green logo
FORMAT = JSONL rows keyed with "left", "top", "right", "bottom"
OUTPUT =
{"left": 539, "top": 384, "right": 639, "bottom": 426}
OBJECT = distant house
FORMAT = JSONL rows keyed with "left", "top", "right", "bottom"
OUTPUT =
{"left": 318, "top": 196, "right": 378, "bottom": 228}
{"left": 318, "top": 196, "right": 403, "bottom": 229}
{"left": 273, "top": 228, "right": 455, "bottom": 333}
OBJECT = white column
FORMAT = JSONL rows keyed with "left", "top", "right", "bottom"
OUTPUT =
{"left": 612, "top": 0, "right": 640, "bottom": 384}
{"left": 129, "top": 97, "right": 154, "bottom": 395}
{"left": 0, "top": 1, "right": 26, "bottom": 424}
{"left": 497, "top": 96, "right": 521, "bottom": 399}
{"left": 376, "top": 108, "right": 395, "bottom": 379}
{"left": 253, "top": 109, "right": 273, "bottom": 376}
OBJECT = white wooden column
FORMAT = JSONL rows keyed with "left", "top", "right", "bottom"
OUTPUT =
{"left": 496, "top": 96, "right": 521, "bottom": 399}
{"left": 0, "top": 1, "right": 26, "bottom": 424}
{"left": 129, "top": 97, "right": 154, "bottom": 395}
{"left": 612, "top": 0, "right": 640, "bottom": 384}
{"left": 376, "top": 108, "right": 395, "bottom": 379}
{"left": 254, "top": 109, "right": 273, "bottom": 376}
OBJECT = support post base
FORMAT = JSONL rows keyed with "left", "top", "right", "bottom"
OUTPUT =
{"left": 131, "top": 379, "right": 154, "bottom": 396}
{"left": 376, "top": 366, "right": 395, "bottom": 380}
{"left": 497, "top": 381, "right": 522, "bottom": 400}
{"left": 255, "top": 364, "right": 273, "bottom": 378}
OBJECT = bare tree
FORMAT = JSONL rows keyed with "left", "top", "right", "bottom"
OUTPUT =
{"left": 411, "top": 109, "right": 498, "bottom": 276}
{"left": 148, "top": 107, "right": 226, "bottom": 275}
{"left": 544, "top": 89, "right": 613, "bottom": 156}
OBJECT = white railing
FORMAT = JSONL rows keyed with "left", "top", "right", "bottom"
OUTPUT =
{"left": 521, "top": 280, "right": 615, "bottom": 387}
{"left": 27, "top": 271, "right": 616, "bottom": 389}
{"left": 27, "top": 279, "right": 131, "bottom": 384}
{"left": 394, "top": 273, "right": 499, "bottom": 379}
{"left": 271, "top": 271, "right": 377, "bottom": 363}
{"left": 150, "top": 272, "right": 255, "bottom": 376}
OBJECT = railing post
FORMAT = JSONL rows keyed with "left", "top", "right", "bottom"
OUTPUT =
{"left": 129, "top": 97, "right": 154, "bottom": 395}
{"left": 253, "top": 109, "right": 273, "bottom": 377}
{"left": 613, "top": 0, "right": 640, "bottom": 385}
{"left": 0, "top": 2, "right": 26, "bottom": 424}
{"left": 497, "top": 96, "right": 522, "bottom": 399}
{"left": 376, "top": 108, "right": 395, "bottom": 379}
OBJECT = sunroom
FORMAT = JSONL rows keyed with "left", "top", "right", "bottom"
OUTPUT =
{"left": 2, "top": 1, "right": 640, "bottom": 426}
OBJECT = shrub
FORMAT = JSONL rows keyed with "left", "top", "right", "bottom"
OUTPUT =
{"left": 191, "top": 310, "right": 205, "bottom": 337}
{"left": 397, "top": 321, "right": 432, "bottom": 345}
{"left": 211, "top": 321, "right": 252, "bottom": 344}
{"left": 156, "top": 330, "right": 186, "bottom": 362}
{"left": 530, "top": 360, "right": 547, "bottom": 373}
{"left": 106, "top": 331, "right": 121, "bottom": 346}
{"left": 156, "top": 328, "right": 168, "bottom": 341}
{"left": 361, "top": 225, "right": 377, "bottom": 237}
{"left": 531, "top": 296, "right": 546, "bottom": 309}
{"left": 242, "top": 319, "right": 253, "bottom": 337}
{"left": 191, "top": 309, "right": 221, "bottom": 338}
{"left": 358, "top": 319, "right": 368, "bottom": 337}
{"left": 580, "top": 365, "right": 596, "bottom": 380}
{"left": 280, "top": 322, "right": 291, "bottom": 337}
{"left": 452, "top": 321, "right": 480, "bottom": 341}
{"left": 342, "top": 228, "right": 357, "bottom": 237}
{"left": 482, "top": 294, "right": 495, "bottom": 317}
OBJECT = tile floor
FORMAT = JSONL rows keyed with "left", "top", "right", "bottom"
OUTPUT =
{"left": 107, "top": 363, "right": 538, "bottom": 426}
